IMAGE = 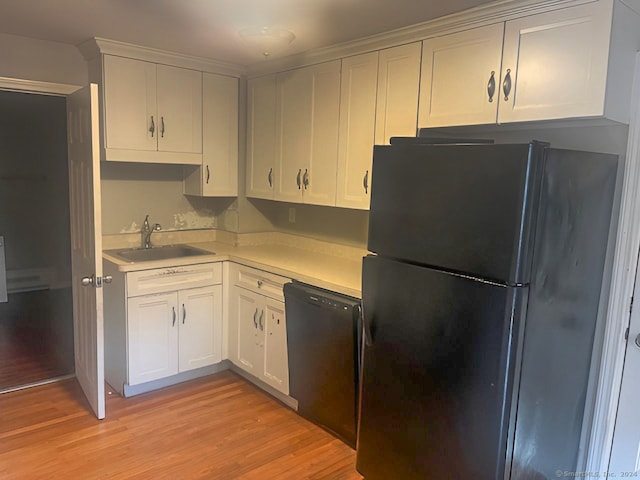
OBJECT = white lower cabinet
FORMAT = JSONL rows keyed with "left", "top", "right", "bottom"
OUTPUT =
{"left": 228, "top": 264, "right": 290, "bottom": 395}
{"left": 104, "top": 262, "right": 223, "bottom": 394}
{"left": 128, "top": 285, "right": 222, "bottom": 386}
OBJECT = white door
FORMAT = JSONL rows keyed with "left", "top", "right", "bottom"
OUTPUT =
{"left": 102, "top": 55, "right": 157, "bottom": 152}
{"left": 375, "top": 42, "right": 422, "bottom": 145}
{"left": 235, "top": 287, "right": 261, "bottom": 376}
{"left": 275, "top": 68, "right": 308, "bottom": 203}
{"left": 499, "top": 1, "right": 611, "bottom": 123}
{"left": 156, "top": 65, "right": 202, "bottom": 154}
{"left": 418, "top": 23, "right": 504, "bottom": 128}
{"left": 304, "top": 60, "right": 341, "bottom": 207}
{"left": 67, "top": 84, "right": 105, "bottom": 419}
{"left": 262, "top": 298, "right": 289, "bottom": 395}
{"left": 178, "top": 285, "right": 222, "bottom": 372}
{"left": 127, "top": 292, "right": 179, "bottom": 385}
{"left": 608, "top": 264, "right": 640, "bottom": 474}
{"left": 246, "top": 75, "right": 277, "bottom": 199}
{"left": 336, "top": 52, "right": 379, "bottom": 210}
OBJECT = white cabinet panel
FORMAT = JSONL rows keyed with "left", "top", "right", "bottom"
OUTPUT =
{"left": 419, "top": 23, "right": 504, "bottom": 128}
{"left": 246, "top": 75, "right": 277, "bottom": 199}
{"left": 184, "top": 73, "right": 239, "bottom": 197}
{"left": 235, "top": 287, "right": 262, "bottom": 377}
{"left": 336, "top": 52, "right": 379, "bottom": 210}
{"left": 103, "top": 55, "right": 157, "bottom": 152}
{"left": 499, "top": 1, "right": 612, "bottom": 123}
{"left": 178, "top": 285, "right": 222, "bottom": 372}
{"left": 263, "top": 298, "right": 289, "bottom": 395}
{"left": 156, "top": 65, "right": 202, "bottom": 154}
{"left": 375, "top": 42, "right": 422, "bottom": 145}
{"left": 128, "top": 292, "right": 179, "bottom": 385}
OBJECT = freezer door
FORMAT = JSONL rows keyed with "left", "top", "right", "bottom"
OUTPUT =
{"left": 356, "top": 255, "right": 527, "bottom": 480}
{"left": 368, "top": 143, "right": 545, "bottom": 284}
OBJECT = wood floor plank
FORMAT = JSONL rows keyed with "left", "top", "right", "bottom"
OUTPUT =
{"left": 0, "top": 371, "right": 363, "bottom": 479}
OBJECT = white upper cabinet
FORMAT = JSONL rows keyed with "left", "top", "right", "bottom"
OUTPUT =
{"left": 184, "top": 73, "right": 239, "bottom": 197}
{"left": 418, "top": 0, "right": 640, "bottom": 128}
{"left": 275, "top": 61, "right": 341, "bottom": 206}
{"left": 336, "top": 52, "right": 379, "bottom": 210}
{"left": 246, "top": 75, "right": 277, "bottom": 200}
{"left": 418, "top": 23, "right": 504, "bottom": 128}
{"left": 101, "top": 55, "right": 202, "bottom": 164}
{"left": 499, "top": 0, "right": 623, "bottom": 123}
{"left": 375, "top": 42, "right": 422, "bottom": 144}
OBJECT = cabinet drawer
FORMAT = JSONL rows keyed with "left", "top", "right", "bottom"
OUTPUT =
{"left": 127, "top": 263, "right": 222, "bottom": 297}
{"left": 232, "top": 264, "right": 290, "bottom": 302}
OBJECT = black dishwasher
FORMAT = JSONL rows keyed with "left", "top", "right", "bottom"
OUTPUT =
{"left": 284, "top": 282, "right": 361, "bottom": 448}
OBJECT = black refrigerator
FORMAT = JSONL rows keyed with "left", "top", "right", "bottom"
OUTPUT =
{"left": 356, "top": 141, "right": 618, "bottom": 480}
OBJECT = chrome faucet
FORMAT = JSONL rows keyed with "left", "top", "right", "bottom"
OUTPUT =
{"left": 142, "top": 215, "right": 162, "bottom": 249}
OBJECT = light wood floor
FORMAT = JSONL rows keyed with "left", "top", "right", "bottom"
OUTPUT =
{"left": 0, "top": 370, "right": 363, "bottom": 479}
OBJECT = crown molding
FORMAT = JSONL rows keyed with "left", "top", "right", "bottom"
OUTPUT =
{"left": 77, "top": 37, "right": 247, "bottom": 78}
{"left": 247, "top": 0, "right": 596, "bottom": 77}
{"left": 0, "top": 77, "right": 80, "bottom": 96}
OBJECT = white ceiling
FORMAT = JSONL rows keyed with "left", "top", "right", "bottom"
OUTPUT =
{"left": 0, "top": 0, "right": 497, "bottom": 66}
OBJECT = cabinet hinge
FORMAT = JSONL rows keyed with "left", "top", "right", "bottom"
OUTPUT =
{"left": 630, "top": 296, "right": 634, "bottom": 314}
{"left": 625, "top": 327, "right": 630, "bottom": 341}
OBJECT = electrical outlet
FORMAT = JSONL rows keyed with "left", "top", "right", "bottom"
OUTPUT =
{"left": 288, "top": 207, "right": 296, "bottom": 223}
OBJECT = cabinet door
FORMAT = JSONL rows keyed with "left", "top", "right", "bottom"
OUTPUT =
{"left": 499, "top": 1, "right": 612, "bottom": 123}
{"left": 303, "top": 60, "right": 341, "bottom": 206}
{"left": 178, "top": 285, "right": 222, "bottom": 372}
{"left": 127, "top": 292, "right": 178, "bottom": 385}
{"left": 234, "top": 287, "right": 262, "bottom": 377}
{"left": 275, "top": 68, "right": 308, "bottom": 203}
{"left": 201, "top": 73, "right": 238, "bottom": 196}
{"left": 246, "top": 75, "right": 276, "bottom": 199}
{"left": 336, "top": 52, "right": 379, "bottom": 210}
{"left": 418, "top": 23, "right": 504, "bottom": 128}
{"left": 375, "top": 42, "right": 422, "bottom": 145}
{"left": 156, "top": 65, "right": 202, "bottom": 154}
{"left": 103, "top": 55, "right": 157, "bottom": 152}
{"left": 262, "top": 298, "right": 289, "bottom": 395}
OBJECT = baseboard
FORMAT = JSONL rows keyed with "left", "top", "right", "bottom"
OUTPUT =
{"left": 122, "top": 361, "right": 231, "bottom": 397}
{"left": 228, "top": 363, "right": 298, "bottom": 411}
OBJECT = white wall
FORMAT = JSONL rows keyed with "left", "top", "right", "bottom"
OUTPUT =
{"left": 0, "top": 34, "right": 87, "bottom": 86}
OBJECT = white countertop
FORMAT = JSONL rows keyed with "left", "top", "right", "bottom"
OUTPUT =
{"left": 103, "top": 240, "right": 365, "bottom": 298}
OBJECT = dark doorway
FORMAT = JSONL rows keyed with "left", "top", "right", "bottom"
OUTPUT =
{"left": 0, "top": 89, "right": 74, "bottom": 391}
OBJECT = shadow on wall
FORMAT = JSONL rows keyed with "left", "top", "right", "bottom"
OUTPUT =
{"left": 249, "top": 198, "right": 369, "bottom": 248}
{"left": 100, "top": 162, "right": 234, "bottom": 234}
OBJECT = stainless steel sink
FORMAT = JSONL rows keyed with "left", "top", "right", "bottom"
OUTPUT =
{"left": 106, "top": 245, "right": 214, "bottom": 263}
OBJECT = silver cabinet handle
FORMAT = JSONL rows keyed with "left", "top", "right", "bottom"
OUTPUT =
{"left": 268, "top": 168, "right": 273, "bottom": 188}
{"left": 81, "top": 275, "right": 94, "bottom": 287}
{"left": 103, "top": 275, "right": 113, "bottom": 284}
{"left": 160, "top": 116, "right": 165, "bottom": 138}
{"left": 363, "top": 170, "right": 369, "bottom": 194}
{"left": 253, "top": 308, "right": 258, "bottom": 328}
{"left": 182, "top": 303, "right": 186, "bottom": 324}
{"left": 206, "top": 165, "right": 210, "bottom": 184}
{"left": 149, "top": 116, "right": 155, "bottom": 137}
{"left": 259, "top": 310, "right": 264, "bottom": 331}
{"left": 503, "top": 68, "right": 512, "bottom": 101}
{"left": 487, "top": 70, "right": 496, "bottom": 103}
{"left": 635, "top": 333, "right": 640, "bottom": 348}
{"left": 296, "top": 169, "right": 302, "bottom": 189}
{"left": 303, "top": 169, "right": 309, "bottom": 189}
{"left": 172, "top": 306, "right": 176, "bottom": 326}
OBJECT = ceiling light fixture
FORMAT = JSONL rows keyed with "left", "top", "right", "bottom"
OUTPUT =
{"left": 239, "top": 26, "right": 296, "bottom": 58}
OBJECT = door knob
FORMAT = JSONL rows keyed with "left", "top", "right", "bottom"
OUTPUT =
{"left": 81, "top": 275, "right": 94, "bottom": 287}
{"left": 635, "top": 333, "right": 640, "bottom": 349}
